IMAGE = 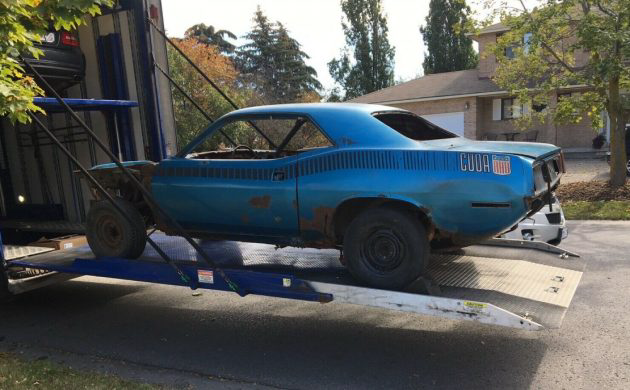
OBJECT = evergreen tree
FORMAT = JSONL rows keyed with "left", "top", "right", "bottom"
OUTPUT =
{"left": 236, "top": 8, "right": 321, "bottom": 103}
{"left": 236, "top": 8, "right": 277, "bottom": 97}
{"left": 184, "top": 24, "right": 237, "bottom": 54}
{"left": 274, "top": 23, "right": 322, "bottom": 102}
{"left": 420, "top": 0, "right": 478, "bottom": 75}
{"left": 328, "top": 0, "right": 395, "bottom": 100}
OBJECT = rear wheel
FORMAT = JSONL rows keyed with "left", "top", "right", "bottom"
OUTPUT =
{"left": 86, "top": 199, "right": 147, "bottom": 259}
{"left": 343, "top": 207, "right": 429, "bottom": 290}
{"left": 626, "top": 159, "right": 630, "bottom": 176}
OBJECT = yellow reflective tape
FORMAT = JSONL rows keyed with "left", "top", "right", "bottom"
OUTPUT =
{"left": 463, "top": 301, "right": 487, "bottom": 309}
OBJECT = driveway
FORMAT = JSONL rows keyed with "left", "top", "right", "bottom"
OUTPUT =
{"left": 1, "top": 221, "right": 629, "bottom": 389}
{"left": 563, "top": 159, "right": 610, "bottom": 183}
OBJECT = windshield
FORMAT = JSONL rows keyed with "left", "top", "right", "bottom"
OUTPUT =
{"left": 375, "top": 112, "right": 457, "bottom": 141}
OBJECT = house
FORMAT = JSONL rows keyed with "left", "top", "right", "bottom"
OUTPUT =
{"left": 351, "top": 23, "right": 607, "bottom": 152}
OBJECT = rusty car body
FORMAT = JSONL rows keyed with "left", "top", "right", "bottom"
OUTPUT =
{"left": 85, "top": 103, "right": 565, "bottom": 288}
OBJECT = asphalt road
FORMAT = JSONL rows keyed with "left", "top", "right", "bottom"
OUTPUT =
{"left": 1, "top": 221, "right": 629, "bottom": 389}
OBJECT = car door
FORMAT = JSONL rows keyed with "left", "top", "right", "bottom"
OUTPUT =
{"left": 151, "top": 117, "right": 299, "bottom": 240}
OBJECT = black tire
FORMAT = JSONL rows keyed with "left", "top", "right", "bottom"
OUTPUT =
{"left": 0, "top": 266, "right": 12, "bottom": 303}
{"left": 86, "top": 199, "right": 147, "bottom": 259}
{"left": 343, "top": 207, "right": 429, "bottom": 290}
{"left": 547, "top": 238, "right": 562, "bottom": 246}
{"left": 626, "top": 159, "right": 630, "bottom": 176}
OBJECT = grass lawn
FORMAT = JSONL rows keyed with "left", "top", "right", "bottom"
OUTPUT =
{"left": 0, "top": 352, "right": 156, "bottom": 389}
{"left": 562, "top": 200, "right": 630, "bottom": 220}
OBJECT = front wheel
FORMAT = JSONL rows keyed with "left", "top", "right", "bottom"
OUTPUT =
{"left": 86, "top": 199, "right": 147, "bottom": 259}
{"left": 343, "top": 207, "right": 429, "bottom": 290}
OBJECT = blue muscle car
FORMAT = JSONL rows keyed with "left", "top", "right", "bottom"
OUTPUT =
{"left": 86, "top": 103, "right": 564, "bottom": 289}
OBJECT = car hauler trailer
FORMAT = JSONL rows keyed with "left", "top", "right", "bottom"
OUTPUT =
{"left": 0, "top": 1, "right": 586, "bottom": 332}
{"left": 2, "top": 232, "right": 586, "bottom": 331}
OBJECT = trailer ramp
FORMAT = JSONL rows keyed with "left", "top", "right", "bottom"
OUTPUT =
{"left": 5, "top": 234, "right": 585, "bottom": 330}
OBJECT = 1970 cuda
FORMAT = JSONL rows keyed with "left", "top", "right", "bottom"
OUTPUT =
{"left": 86, "top": 103, "right": 564, "bottom": 289}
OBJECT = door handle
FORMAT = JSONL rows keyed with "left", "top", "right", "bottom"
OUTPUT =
{"left": 272, "top": 169, "right": 285, "bottom": 181}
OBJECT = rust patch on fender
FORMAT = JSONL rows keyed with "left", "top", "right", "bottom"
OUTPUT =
{"left": 249, "top": 195, "right": 271, "bottom": 209}
{"left": 299, "top": 206, "right": 336, "bottom": 247}
{"left": 300, "top": 206, "right": 334, "bottom": 233}
{"left": 241, "top": 214, "right": 250, "bottom": 224}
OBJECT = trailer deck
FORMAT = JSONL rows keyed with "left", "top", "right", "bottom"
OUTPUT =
{"left": 3, "top": 233, "right": 586, "bottom": 331}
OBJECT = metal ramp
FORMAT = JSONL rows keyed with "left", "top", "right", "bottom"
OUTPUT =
{"left": 4, "top": 234, "right": 586, "bottom": 331}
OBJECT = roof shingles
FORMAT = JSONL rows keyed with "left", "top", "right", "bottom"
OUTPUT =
{"left": 350, "top": 69, "right": 503, "bottom": 104}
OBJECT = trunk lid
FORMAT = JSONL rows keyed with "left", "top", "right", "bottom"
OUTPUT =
{"left": 425, "top": 138, "right": 561, "bottom": 160}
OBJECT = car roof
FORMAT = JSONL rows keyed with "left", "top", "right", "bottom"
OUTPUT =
{"left": 226, "top": 102, "right": 402, "bottom": 116}
{"left": 221, "top": 103, "right": 418, "bottom": 148}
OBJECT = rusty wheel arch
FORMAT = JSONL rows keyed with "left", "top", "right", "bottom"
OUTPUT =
{"left": 332, "top": 197, "right": 434, "bottom": 244}
{"left": 83, "top": 164, "right": 157, "bottom": 226}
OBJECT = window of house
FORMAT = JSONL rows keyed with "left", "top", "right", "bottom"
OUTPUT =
{"left": 533, "top": 103, "right": 548, "bottom": 113}
{"left": 499, "top": 32, "right": 532, "bottom": 59}
{"left": 504, "top": 45, "right": 516, "bottom": 59}
{"left": 557, "top": 92, "right": 572, "bottom": 100}
{"left": 523, "top": 32, "right": 533, "bottom": 54}
{"left": 374, "top": 112, "right": 457, "bottom": 141}
{"left": 182, "top": 116, "right": 332, "bottom": 160}
{"left": 501, "top": 98, "right": 516, "bottom": 119}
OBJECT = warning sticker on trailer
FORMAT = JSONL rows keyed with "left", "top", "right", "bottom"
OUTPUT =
{"left": 198, "top": 270, "right": 214, "bottom": 284}
{"left": 463, "top": 301, "right": 487, "bottom": 310}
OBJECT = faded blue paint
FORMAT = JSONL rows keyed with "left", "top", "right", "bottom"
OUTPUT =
{"left": 91, "top": 160, "right": 153, "bottom": 170}
{"left": 92, "top": 103, "right": 562, "bottom": 247}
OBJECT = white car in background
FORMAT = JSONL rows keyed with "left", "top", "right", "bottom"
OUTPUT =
{"left": 501, "top": 194, "right": 568, "bottom": 245}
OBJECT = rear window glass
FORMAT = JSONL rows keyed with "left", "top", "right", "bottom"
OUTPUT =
{"left": 375, "top": 113, "right": 457, "bottom": 141}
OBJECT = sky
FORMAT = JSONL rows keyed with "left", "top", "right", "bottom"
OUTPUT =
{"left": 159, "top": 0, "right": 536, "bottom": 91}
{"left": 161, "top": 0, "right": 432, "bottom": 91}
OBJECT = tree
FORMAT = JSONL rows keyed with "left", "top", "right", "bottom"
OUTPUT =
{"left": 328, "top": 0, "right": 396, "bottom": 100}
{"left": 420, "top": 0, "right": 478, "bottom": 74}
{"left": 236, "top": 7, "right": 321, "bottom": 104}
{"left": 482, "top": 0, "right": 629, "bottom": 186}
{"left": 273, "top": 23, "right": 322, "bottom": 102}
{"left": 0, "top": 0, "right": 113, "bottom": 124}
{"left": 167, "top": 38, "right": 250, "bottom": 149}
{"left": 184, "top": 23, "right": 237, "bottom": 54}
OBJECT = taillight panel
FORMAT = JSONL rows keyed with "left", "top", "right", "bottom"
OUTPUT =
{"left": 61, "top": 31, "right": 80, "bottom": 47}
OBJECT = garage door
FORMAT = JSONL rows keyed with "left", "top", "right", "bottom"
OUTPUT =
{"left": 421, "top": 112, "right": 465, "bottom": 137}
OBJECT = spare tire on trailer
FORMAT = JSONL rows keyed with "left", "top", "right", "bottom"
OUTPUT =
{"left": 86, "top": 198, "right": 147, "bottom": 259}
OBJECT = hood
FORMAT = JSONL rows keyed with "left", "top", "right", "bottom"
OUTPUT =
{"left": 90, "top": 160, "right": 153, "bottom": 171}
{"left": 424, "top": 138, "right": 560, "bottom": 160}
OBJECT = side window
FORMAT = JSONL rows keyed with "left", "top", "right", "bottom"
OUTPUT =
{"left": 185, "top": 117, "right": 331, "bottom": 160}
{"left": 375, "top": 113, "right": 456, "bottom": 141}
{"left": 285, "top": 121, "right": 332, "bottom": 151}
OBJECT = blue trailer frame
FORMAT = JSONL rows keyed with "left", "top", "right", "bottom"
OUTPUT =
{"left": 1, "top": 230, "right": 586, "bottom": 331}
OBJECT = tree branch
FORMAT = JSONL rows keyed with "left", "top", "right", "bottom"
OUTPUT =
{"left": 517, "top": 0, "right": 577, "bottom": 74}
{"left": 595, "top": 0, "right": 618, "bottom": 18}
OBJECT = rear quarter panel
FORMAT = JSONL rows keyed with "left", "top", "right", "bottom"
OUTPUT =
{"left": 297, "top": 147, "right": 533, "bottom": 243}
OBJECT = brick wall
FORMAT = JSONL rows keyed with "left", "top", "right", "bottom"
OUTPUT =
{"left": 477, "top": 96, "right": 596, "bottom": 148}
{"left": 476, "top": 30, "right": 589, "bottom": 79}
{"left": 476, "top": 33, "right": 498, "bottom": 79}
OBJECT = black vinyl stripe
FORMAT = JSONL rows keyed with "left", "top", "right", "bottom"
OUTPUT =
{"left": 159, "top": 150, "right": 466, "bottom": 181}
